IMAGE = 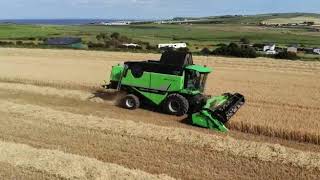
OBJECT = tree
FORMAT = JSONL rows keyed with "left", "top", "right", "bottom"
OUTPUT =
{"left": 38, "top": 37, "right": 48, "bottom": 41}
{"left": 16, "top": 41, "right": 23, "bottom": 46}
{"left": 216, "top": 43, "right": 227, "bottom": 47}
{"left": 177, "top": 47, "right": 190, "bottom": 52}
{"left": 172, "top": 36, "right": 179, "bottom": 40}
{"left": 110, "top": 32, "right": 120, "bottom": 39}
{"left": 241, "top": 46, "right": 257, "bottom": 58}
{"left": 96, "top": 33, "right": 109, "bottom": 41}
{"left": 28, "top": 37, "right": 36, "bottom": 41}
{"left": 252, "top": 43, "right": 265, "bottom": 50}
{"left": 275, "top": 51, "right": 299, "bottom": 60}
{"left": 109, "top": 38, "right": 122, "bottom": 47}
{"left": 96, "top": 34, "right": 103, "bottom": 41}
{"left": 212, "top": 42, "right": 257, "bottom": 58}
{"left": 305, "top": 21, "right": 315, "bottom": 26}
{"left": 0, "top": 41, "right": 14, "bottom": 46}
{"left": 200, "top": 47, "right": 211, "bottom": 55}
{"left": 240, "top": 37, "right": 250, "bottom": 44}
{"left": 146, "top": 44, "right": 155, "bottom": 50}
{"left": 87, "top": 41, "right": 105, "bottom": 49}
{"left": 119, "top": 35, "right": 132, "bottom": 43}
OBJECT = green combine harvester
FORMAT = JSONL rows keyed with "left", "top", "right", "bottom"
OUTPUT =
{"left": 103, "top": 50, "right": 245, "bottom": 132}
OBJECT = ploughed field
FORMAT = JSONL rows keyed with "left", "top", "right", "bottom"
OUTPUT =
{"left": 0, "top": 48, "right": 320, "bottom": 179}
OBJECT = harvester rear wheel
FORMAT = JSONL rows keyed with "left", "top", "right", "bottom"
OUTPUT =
{"left": 163, "top": 94, "right": 189, "bottom": 116}
{"left": 122, "top": 94, "right": 140, "bottom": 110}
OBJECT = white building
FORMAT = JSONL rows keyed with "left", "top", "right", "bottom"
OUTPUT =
{"left": 287, "top": 47, "right": 298, "bottom": 53}
{"left": 158, "top": 43, "right": 187, "bottom": 49}
{"left": 122, "top": 43, "right": 140, "bottom": 48}
{"left": 314, "top": 48, "right": 320, "bottom": 55}
{"left": 122, "top": 43, "right": 141, "bottom": 48}
{"left": 99, "top": 21, "right": 131, "bottom": 26}
{"left": 263, "top": 44, "right": 276, "bottom": 52}
{"left": 263, "top": 44, "right": 277, "bottom": 55}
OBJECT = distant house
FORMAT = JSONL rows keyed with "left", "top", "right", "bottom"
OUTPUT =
{"left": 287, "top": 46, "right": 298, "bottom": 53}
{"left": 263, "top": 44, "right": 277, "bottom": 55}
{"left": 158, "top": 43, "right": 187, "bottom": 49}
{"left": 314, "top": 48, "right": 320, "bottom": 55}
{"left": 45, "top": 37, "right": 87, "bottom": 49}
{"left": 303, "top": 48, "right": 315, "bottom": 54}
{"left": 121, "top": 43, "right": 141, "bottom": 48}
{"left": 99, "top": 21, "right": 131, "bottom": 26}
{"left": 263, "top": 44, "right": 275, "bottom": 51}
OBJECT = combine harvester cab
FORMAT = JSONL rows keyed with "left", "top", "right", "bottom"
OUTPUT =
{"left": 104, "top": 50, "right": 245, "bottom": 132}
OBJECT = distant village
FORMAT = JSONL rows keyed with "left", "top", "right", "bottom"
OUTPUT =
{"left": 1, "top": 16, "right": 319, "bottom": 60}
{"left": 30, "top": 36, "right": 320, "bottom": 58}
{"left": 89, "top": 18, "right": 320, "bottom": 57}
{"left": 260, "top": 21, "right": 320, "bottom": 32}
{"left": 260, "top": 21, "right": 317, "bottom": 27}
{"left": 249, "top": 43, "right": 320, "bottom": 55}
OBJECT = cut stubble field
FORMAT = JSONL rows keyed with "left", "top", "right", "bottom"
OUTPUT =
{"left": 0, "top": 48, "right": 320, "bottom": 179}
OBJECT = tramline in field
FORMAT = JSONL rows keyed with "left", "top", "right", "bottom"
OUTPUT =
{"left": 104, "top": 50, "right": 245, "bottom": 132}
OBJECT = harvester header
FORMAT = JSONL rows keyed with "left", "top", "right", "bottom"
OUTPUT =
{"left": 103, "top": 50, "right": 245, "bottom": 132}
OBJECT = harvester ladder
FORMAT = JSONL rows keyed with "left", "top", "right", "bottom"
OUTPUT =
{"left": 117, "top": 65, "right": 128, "bottom": 91}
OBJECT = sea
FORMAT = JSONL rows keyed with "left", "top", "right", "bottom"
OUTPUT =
{"left": 0, "top": 19, "right": 133, "bottom": 25}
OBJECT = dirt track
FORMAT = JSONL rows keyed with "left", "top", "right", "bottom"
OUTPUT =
{"left": 0, "top": 48, "right": 320, "bottom": 179}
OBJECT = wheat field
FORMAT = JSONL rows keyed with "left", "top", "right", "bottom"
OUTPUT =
{"left": 0, "top": 48, "right": 320, "bottom": 179}
{"left": 1, "top": 48, "right": 320, "bottom": 143}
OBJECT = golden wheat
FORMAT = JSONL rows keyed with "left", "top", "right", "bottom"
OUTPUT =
{"left": 0, "top": 140, "right": 174, "bottom": 180}
{"left": 1, "top": 48, "right": 320, "bottom": 144}
{"left": 1, "top": 99, "right": 320, "bottom": 171}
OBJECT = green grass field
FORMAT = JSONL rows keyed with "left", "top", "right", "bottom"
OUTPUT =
{"left": 1, "top": 23, "right": 320, "bottom": 50}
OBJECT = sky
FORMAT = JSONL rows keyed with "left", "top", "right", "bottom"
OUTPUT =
{"left": 1, "top": 0, "right": 320, "bottom": 19}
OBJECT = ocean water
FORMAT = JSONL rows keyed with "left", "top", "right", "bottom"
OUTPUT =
{"left": 0, "top": 19, "right": 124, "bottom": 25}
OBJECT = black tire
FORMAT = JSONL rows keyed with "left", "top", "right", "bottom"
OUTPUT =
{"left": 122, "top": 94, "right": 140, "bottom": 110}
{"left": 163, "top": 94, "right": 189, "bottom": 116}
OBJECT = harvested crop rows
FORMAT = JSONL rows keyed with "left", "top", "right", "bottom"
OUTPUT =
{"left": 0, "top": 48, "right": 320, "bottom": 179}
{"left": 1, "top": 48, "right": 320, "bottom": 143}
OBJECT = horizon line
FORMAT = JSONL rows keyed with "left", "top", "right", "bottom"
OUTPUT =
{"left": 1, "top": 12, "right": 319, "bottom": 21}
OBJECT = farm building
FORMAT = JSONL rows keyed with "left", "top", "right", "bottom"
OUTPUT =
{"left": 263, "top": 44, "right": 277, "bottom": 55}
{"left": 99, "top": 21, "right": 131, "bottom": 26}
{"left": 158, "top": 43, "right": 187, "bottom": 49}
{"left": 45, "top": 37, "right": 87, "bottom": 49}
{"left": 122, "top": 43, "right": 141, "bottom": 48}
{"left": 287, "top": 46, "right": 298, "bottom": 53}
{"left": 263, "top": 44, "right": 276, "bottom": 51}
{"left": 314, "top": 48, "right": 320, "bottom": 55}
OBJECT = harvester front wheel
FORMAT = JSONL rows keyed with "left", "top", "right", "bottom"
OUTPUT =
{"left": 122, "top": 94, "right": 140, "bottom": 110}
{"left": 163, "top": 94, "right": 189, "bottom": 116}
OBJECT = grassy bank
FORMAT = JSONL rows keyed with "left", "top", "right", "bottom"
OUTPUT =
{"left": 1, "top": 23, "right": 320, "bottom": 48}
{"left": 1, "top": 23, "right": 320, "bottom": 61}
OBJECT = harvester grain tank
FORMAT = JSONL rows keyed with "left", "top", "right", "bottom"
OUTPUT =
{"left": 103, "top": 51, "right": 245, "bottom": 132}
